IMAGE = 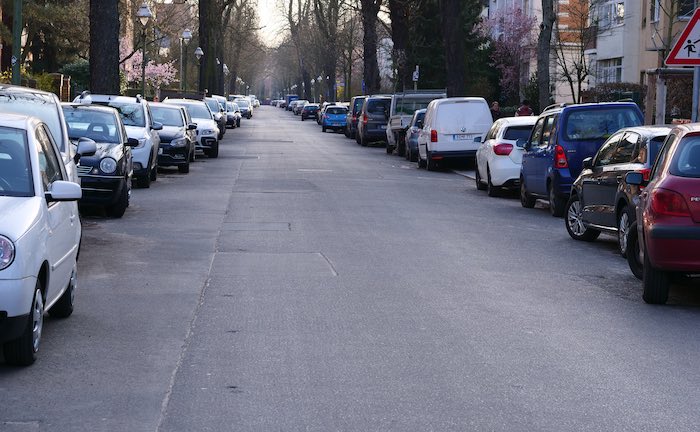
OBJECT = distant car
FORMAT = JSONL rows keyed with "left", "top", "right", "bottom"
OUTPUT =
{"left": 74, "top": 93, "right": 162, "bottom": 188}
{"left": 301, "top": 103, "right": 319, "bottom": 121}
{"left": 0, "top": 114, "right": 87, "bottom": 366}
{"left": 386, "top": 90, "right": 445, "bottom": 156}
{"left": 62, "top": 103, "right": 135, "bottom": 217}
{"left": 321, "top": 105, "right": 348, "bottom": 132}
{"left": 404, "top": 109, "right": 426, "bottom": 162}
{"left": 150, "top": 102, "right": 197, "bottom": 174}
{"left": 564, "top": 126, "right": 671, "bottom": 257}
{"left": 520, "top": 102, "right": 644, "bottom": 217}
{"left": 235, "top": 98, "right": 253, "bottom": 119}
{"left": 293, "top": 100, "right": 309, "bottom": 115}
{"left": 475, "top": 116, "right": 537, "bottom": 196}
{"left": 226, "top": 102, "right": 241, "bottom": 128}
{"left": 356, "top": 96, "right": 391, "bottom": 147}
{"left": 163, "top": 98, "right": 220, "bottom": 158}
{"left": 345, "top": 96, "right": 366, "bottom": 139}
{"left": 205, "top": 97, "right": 226, "bottom": 140}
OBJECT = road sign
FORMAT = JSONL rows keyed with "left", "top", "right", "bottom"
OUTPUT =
{"left": 10, "top": 55, "right": 16, "bottom": 66}
{"left": 666, "top": 8, "right": 700, "bottom": 65}
{"left": 412, "top": 71, "right": 419, "bottom": 82}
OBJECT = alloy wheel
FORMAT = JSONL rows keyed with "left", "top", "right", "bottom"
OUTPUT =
{"left": 32, "top": 291, "right": 44, "bottom": 353}
{"left": 567, "top": 199, "right": 586, "bottom": 237}
{"left": 618, "top": 212, "right": 630, "bottom": 255}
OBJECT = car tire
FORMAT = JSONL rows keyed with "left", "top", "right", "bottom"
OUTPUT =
{"left": 397, "top": 141, "right": 405, "bottom": 157}
{"left": 322, "top": 126, "right": 326, "bottom": 132}
{"left": 189, "top": 149, "right": 195, "bottom": 162}
{"left": 565, "top": 194, "right": 601, "bottom": 242}
{"left": 426, "top": 151, "right": 438, "bottom": 171}
{"left": 137, "top": 173, "right": 151, "bottom": 188}
{"left": 150, "top": 164, "right": 158, "bottom": 182}
{"left": 386, "top": 145, "right": 393, "bottom": 154}
{"left": 50, "top": 265, "right": 76, "bottom": 319}
{"left": 106, "top": 182, "right": 129, "bottom": 218}
{"left": 360, "top": 134, "right": 368, "bottom": 147}
{"left": 617, "top": 205, "right": 635, "bottom": 258}
{"left": 301, "top": 116, "right": 305, "bottom": 121}
{"left": 344, "top": 127, "right": 350, "bottom": 138}
{"left": 486, "top": 168, "right": 500, "bottom": 197}
{"left": 475, "top": 165, "right": 486, "bottom": 191}
{"left": 418, "top": 151, "right": 427, "bottom": 169}
{"left": 626, "top": 221, "right": 643, "bottom": 280}
{"left": 356, "top": 132, "right": 361, "bottom": 145}
{"left": 520, "top": 177, "right": 536, "bottom": 208}
{"left": 548, "top": 184, "right": 566, "bottom": 217}
{"left": 178, "top": 161, "right": 190, "bottom": 174}
{"left": 237, "top": 119, "right": 241, "bottom": 127}
{"left": 207, "top": 142, "right": 219, "bottom": 158}
{"left": 3, "top": 281, "right": 43, "bottom": 366}
{"left": 409, "top": 148, "right": 418, "bottom": 163}
{"left": 642, "top": 251, "right": 670, "bottom": 304}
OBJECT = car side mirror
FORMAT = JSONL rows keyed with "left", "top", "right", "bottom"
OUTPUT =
{"left": 625, "top": 171, "right": 644, "bottom": 186}
{"left": 187, "top": 123, "right": 197, "bottom": 130}
{"left": 582, "top": 157, "right": 593, "bottom": 169}
{"left": 126, "top": 138, "right": 139, "bottom": 147}
{"left": 45, "top": 180, "right": 82, "bottom": 202}
{"left": 74, "top": 137, "right": 97, "bottom": 162}
{"left": 515, "top": 139, "right": 526, "bottom": 148}
{"left": 152, "top": 121, "right": 163, "bottom": 131}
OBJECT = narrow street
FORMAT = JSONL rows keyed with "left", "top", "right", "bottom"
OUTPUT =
{"left": 2, "top": 106, "right": 700, "bottom": 431}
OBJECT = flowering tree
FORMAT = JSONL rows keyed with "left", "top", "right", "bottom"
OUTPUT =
{"left": 120, "top": 49, "right": 177, "bottom": 96}
{"left": 480, "top": 7, "right": 536, "bottom": 102}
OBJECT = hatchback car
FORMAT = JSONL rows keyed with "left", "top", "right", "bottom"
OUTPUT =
{"left": 322, "top": 106, "right": 348, "bottom": 132}
{"left": 163, "top": 99, "right": 220, "bottom": 158}
{"left": 345, "top": 96, "right": 366, "bottom": 139}
{"left": 293, "top": 100, "right": 309, "bottom": 115}
{"left": 235, "top": 98, "right": 253, "bottom": 119}
{"left": 0, "top": 114, "right": 89, "bottom": 366}
{"left": 226, "top": 102, "right": 241, "bottom": 128}
{"left": 624, "top": 124, "right": 700, "bottom": 304}
{"left": 520, "top": 102, "right": 644, "bottom": 216}
{"left": 476, "top": 116, "right": 537, "bottom": 196}
{"left": 356, "top": 96, "right": 391, "bottom": 147}
{"left": 564, "top": 126, "right": 671, "bottom": 256}
{"left": 301, "top": 103, "right": 320, "bottom": 121}
{"left": 62, "top": 103, "right": 135, "bottom": 217}
{"left": 404, "top": 109, "right": 426, "bottom": 163}
{"left": 150, "top": 103, "right": 197, "bottom": 173}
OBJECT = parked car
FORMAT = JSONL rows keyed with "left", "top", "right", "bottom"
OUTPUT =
{"left": 404, "top": 109, "right": 426, "bottom": 162}
{"left": 520, "top": 102, "right": 644, "bottom": 216}
{"left": 564, "top": 126, "right": 671, "bottom": 256}
{"left": 0, "top": 115, "right": 89, "bottom": 366}
{"left": 75, "top": 93, "right": 162, "bottom": 188}
{"left": 345, "top": 96, "right": 367, "bottom": 139}
{"left": 235, "top": 98, "right": 253, "bottom": 119}
{"left": 301, "top": 103, "right": 319, "bottom": 121}
{"left": 356, "top": 96, "right": 391, "bottom": 147}
{"left": 163, "top": 98, "right": 220, "bottom": 158}
{"left": 386, "top": 90, "right": 446, "bottom": 156}
{"left": 0, "top": 85, "right": 80, "bottom": 183}
{"left": 417, "top": 97, "right": 492, "bottom": 170}
{"left": 205, "top": 97, "right": 226, "bottom": 140}
{"left": 150, "top": 102, "right": 196, "bottom": 174}
{"left": 475, "top": 116, "right": 537, "bottom": 196}
{"left": 226, "top": 102, "right": 242, "bottom": 128}
{"left": 624, "top": 124, "right": 700, "bottom": 304}
{"left": 321, "top": 105, "right": 348, "bottom": 132}
{"left": 317, "top": 102, "right": 333, "bottom": 124}
{"left": 293, "top": 100, "right": 309, "bottom": 115}
{"left": 62, "top": 103, "right": 135, "bottom": 217}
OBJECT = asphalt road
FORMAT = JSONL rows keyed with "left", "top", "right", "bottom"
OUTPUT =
{"left": 2, "top": 106, "right": 700, "bottom": 431}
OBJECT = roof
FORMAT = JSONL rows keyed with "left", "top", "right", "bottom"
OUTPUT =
{"left": 149, "top": 102, "right": 184, "bottom": 110}
{"left": 495, "top": 116, "right": 538, "bottom": 126}
{"left": 61, "top": 103, "right": 119, "bottom": 115}
{"left": 78, "top": 93, "right": 145, "bottom": 104}
{"left": 163, "top": 98, "right": 207, "bottom": 105}
{"left": 0, "top": 84, "right": 57, "bottom": 98}
{"left": 541, "top": 101, "right": 639, "bottom": 114}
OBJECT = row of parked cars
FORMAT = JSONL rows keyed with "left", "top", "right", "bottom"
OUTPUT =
{"left": 288, "top": 93, "right": 700, "bottom": 306}
{"left": 0, "top": 85, "right": 255, "bottom": 366}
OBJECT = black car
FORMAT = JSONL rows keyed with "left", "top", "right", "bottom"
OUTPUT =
{"left": 62, "top": 103, "right": 135, "bottom": 217}
{"left": 150, "top": 103, "right": 197, "bottom": 173}
{"left": 356, "top": 96, "right": 391, "bottom": 147}
{"left": 345, "top": 96, "right": 366, "bottom": 139}
{"left": 301, "top": 103, "right": 319, "bottom": 121}
{"left": 564, "top": 125, "right": 672, "bottom": 257}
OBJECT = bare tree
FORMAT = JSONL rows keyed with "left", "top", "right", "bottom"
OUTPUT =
{"left": 439, "top": 0, "right": 466, "bottom": 96}
{"left": 552, "top": 0, "right": 592, "bottom": 103}
{"left": 90, "top": 0, "right": 120, "bottom": 93}
{"left": 537, "top": 0, "right": 556, "bottom": 110}
{"left": 360, "top": 0, "right": 381, "bottom": 93}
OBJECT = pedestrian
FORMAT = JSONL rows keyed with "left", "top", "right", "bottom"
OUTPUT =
{"left": 490, "top": 101, "right": 501, "bottom": 120}
{"left": 515, "top": 100, "right": 534, "bottom": 117}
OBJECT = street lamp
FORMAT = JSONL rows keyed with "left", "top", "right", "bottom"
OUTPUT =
{"left": 194, "top": 46, "right": 204, "bottom": 92}
{"left": 136, "top": 2, "right": 153, "bottom": 97}
{"left": 223, "top": 63, "right": 229, "bottom": 95}
{"left": 180, "top": 28, "right": 192, "bottom": 93}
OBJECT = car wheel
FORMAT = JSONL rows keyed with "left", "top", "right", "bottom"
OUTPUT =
{"left": 322, "top": 126, "right": 326, "bottom": 132}
{"left": 565, "top": 194, "right": 600, "bottom": 241}
{"left": 642, "top": 251, "right": 670, "bottom": 304}
{"left": 486, "top": 167, "right": 500, "bottom": 197}
{"left": 548, "top": 184, "right": 566, "bottom": 217}
{"left": 207, "top": 142, "right": 219, "bottom": 158}
{"left": 360, "top": 134, "right": 368, "bottom": 147}
{"left": 626, "top": 220, "right": 643, "bottom": 280}
{"left": 237, "top": 119, "right": 241, "bottom": 127}
{"left": 426, "top": 151, "right": 438, "bottom": 171}
{"left": 520, "top": 177, "right": 536, "bottom": 208}
{"left": 617, "top": 205, "right": 635, "bottom": 258}
{"left": 386, "top": 145, "right": 393, "bottom": 154}
{"left": 3, "top": 281, "right": 43, "bottom": 366}
{"left": 50, "top": 265, "right": 76, "bottom": 318}
{"left": 397, "top": 141, "right": 405, "bottom": 157}
{"left": 409, "top": 148, "right": 418, "bottom": 163}
{"left": 356, "top": 132, "right": 361, "bottom": 145}
{"left": 150, "top": 164, "right": 158, "bottom": 182}
{"left": 137, "top": 173, "right": 151, "bottom": 188}
{"left": 189, "top": 149, "right": 195, "bottom": 162}
{"left": 178, "top": 161, "right": 190, "bottom": 174}
{"left": 475, "top": 165, "right": 486, "bottom": 190}
{"left": 344, "top": 127, "right": 350, "bottom": 138}
{"left": 106, "top": 182, "right": 129, "bottom": 218}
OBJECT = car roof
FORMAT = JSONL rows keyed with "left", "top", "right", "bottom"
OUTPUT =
{"left": 617, "top": 125, "right": 672, "bottom": 137}
{"left": 0, "top": 113, "right": 42, "bottom": 129}
{"left": 149, "top": 102, "right": 183, "bottom": 110}
{"left": 495, "top": 116, "right": 538, "bottom": 126}
{"left": 164, "top": 98, "right": 206, "bottom": 105}
{"left": 0, "top": 84, "right": 58, "bottom": 99}
{"left": 541, "top": 101, "right": 639, "bottom": 115}
{"left": 61, "top": 103, "right": 118, "bottom": 115}
{"left": 669, "top": 122, "right": 700, "bottom": 135}
{"left": 82, "top": 94, "right": 144, "bottom": 104}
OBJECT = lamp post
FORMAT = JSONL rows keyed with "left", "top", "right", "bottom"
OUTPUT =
{"left": 137, "top": 3, "right": 153, "bottom": 97}
{"left": 194, "top": 46, "right": 204, "bottom": 93}
{"left": 223, "top": 64, "right": 229, "bottom": 95}
{"left": 180, "top": 28, "right": 192, "bottom": 93}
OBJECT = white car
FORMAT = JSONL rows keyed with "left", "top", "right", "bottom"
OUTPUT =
{"left": 475, "top": 116, "right": 537, "bottom": 196}
{"left": 0, "top": 114, "right": 93, "bottom": 366}
{"left": 163, "top": 99, "right": 220, "bottom": 158}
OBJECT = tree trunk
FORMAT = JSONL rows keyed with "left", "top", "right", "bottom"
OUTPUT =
{"left": 360, "top": 0, "right": 381, "bottom": 94}
{"left": 388, "top": 0, "right": 410, "bottom": 91}
{"left": 537, "top": 0, "right": 555, "bottom": 111}
{"left": 440, "top": 0, "right": 466, "bottom": 97}
{"left": 89, "top": 0, "right": 120, "bottom": 93}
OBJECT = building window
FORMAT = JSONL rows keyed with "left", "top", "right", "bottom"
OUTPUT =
{"left": 650, "top": 0, "right": 660, "bottom": 22}
{"left": 679, "top": 0, "right": 697, "bottom": 18}
{"left": 599, "top": 1, "right": 625, "bottom": 27}
{"left": 598, "top": 58, "right": 623, "bottom": 83}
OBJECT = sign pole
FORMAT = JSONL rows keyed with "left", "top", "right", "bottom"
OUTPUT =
{"left": 694, "top": 67, "right": 700, "bottom": 122}
{"left": 12, "top": 0, "right": 22, "bottom": 85}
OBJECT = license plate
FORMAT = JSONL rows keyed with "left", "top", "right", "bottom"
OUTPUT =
{"left": 158, "top": 148, "right": 163, "bottom": 155}
{"left": 453, "top": 134, "right": 473, "bottom": 140}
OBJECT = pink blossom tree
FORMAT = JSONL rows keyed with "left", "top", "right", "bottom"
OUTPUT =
{"left": 120, "top": 49, "right": 177, "bottom": 97}
{"left": 480, "top": 7, "right": 537, "bottom": 103}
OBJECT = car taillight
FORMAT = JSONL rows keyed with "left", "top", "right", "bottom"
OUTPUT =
{"left": 650, "top": 188, "right": 691, "bottom": 217}
{"left": 362, "top": 114, "right": 368, "bottom": 124}
{"left": 640, "top": 168, "right": 651, "bottom": 181}
{"left": 352, "top": 115, "right": 356, "bottom": 121}
{"left": 430, "top": 129, "right": 438, "bottom": 142}
{"left": 493, "top": 143, "right": 513, "bottom": 156}
{"left": 554, "top": 145, "right": 568, "bottom": 168}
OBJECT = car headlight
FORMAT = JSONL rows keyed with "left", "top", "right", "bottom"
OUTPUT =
{"left": 202, "top": 129, "right": 217, "bottom": 135}
{"left": 171, "top": 137, "right": 187, "bottom": 147}
{"left": 0, "top": 235, "right": 15, "bottom": 271}
{"left": 100, "top": 157, "right": 117, "bottom": 174}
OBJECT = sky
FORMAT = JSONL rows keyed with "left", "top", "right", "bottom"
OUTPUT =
{"left": 257, "top": 0, "right": 286, "bottom": 46}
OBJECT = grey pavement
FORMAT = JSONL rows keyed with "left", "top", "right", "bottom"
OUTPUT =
{"left": 2, "top": 106, "right": 700, "bottom": 431}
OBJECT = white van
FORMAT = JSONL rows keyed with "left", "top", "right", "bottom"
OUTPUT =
{"left": 417, "top": 97, "right": 493, "bottom": 170}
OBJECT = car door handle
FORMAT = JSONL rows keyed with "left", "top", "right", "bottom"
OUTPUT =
{"left": 616, "top": 175, "right": 623, "bottom": 181}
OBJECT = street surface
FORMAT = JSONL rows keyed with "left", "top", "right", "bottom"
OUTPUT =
{"left": 2, "top": 106, "right": 700, "bottom": 431}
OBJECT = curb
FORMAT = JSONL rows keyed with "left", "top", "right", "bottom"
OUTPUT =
{"left": 452, "top": 170, "right": 476, "bottom": 180}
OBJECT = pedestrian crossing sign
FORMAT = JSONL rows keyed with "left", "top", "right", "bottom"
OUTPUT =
{"left": 666, "top": 8, "right": 700, "bottom": 65}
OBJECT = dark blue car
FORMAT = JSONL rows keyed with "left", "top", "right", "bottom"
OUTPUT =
{"left": 520, "top": 102, "right": 644, "bottom": 216}
{"left": 322, "top": 106, "right": 348, "bottom": 132}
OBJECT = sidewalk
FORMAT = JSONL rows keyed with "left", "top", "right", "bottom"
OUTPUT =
{"left": 452, "top": 169, "right": 476, "bottom": 180}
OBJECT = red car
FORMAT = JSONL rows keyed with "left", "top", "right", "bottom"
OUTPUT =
{"left": 626, "top": 124, "right": 700, "bottom": 304}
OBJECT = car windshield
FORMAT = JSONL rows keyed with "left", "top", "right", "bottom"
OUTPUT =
{"left": 151, "top": 106, "right": 184, "bottom": 127}
{"left": 0, "top": 127, "right": 32, "bottom": 197}
{"left": 236, "top": 100, "right": 250, "bottom": 108}
{"left": 327, "top": 107, "right": 347, "bottom": 115}
{"left": 62, "top": 107, "right": 121, "bottom": 143}
{"left": 0, "top": 93, "right": 65, "bottom": 151}
{"left": 178, "top": 103, "right": 211, "bottom": 119}
{"left": 564, "top": 108, "right": 641, "bottom": 141}
{"left": 504, "top": 125, "right": 534, "bottom": 141}
{"left": 92, "top": 102, "right": 146, "bottom": 127}
{"left": 670, "top": 135, "right": 700, "bottom": 178}
{"left": 395, "top": 98, "right": 437, "bottom": 115}
{"left": 206, "top": 99, "right": 221, "bottom": 112}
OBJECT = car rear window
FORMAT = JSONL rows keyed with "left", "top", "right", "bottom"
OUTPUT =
{"left": 670, "top": 135, "right": 700, "bottom": 178}
{"left": 92, "top": 102, "right": 145, "bottom": 127}
{"left": 366, "top": 99, "right": 390, "bottom": 115}
{"left": 563, "top": 107, "right": 641, "bottom": 141}
{"left": 327, "top": 107, "right": 347, "bottom": 114}
{"left": 503, "top": 125, "right": 533, "bottom": 141}
{"left": 353, "top": 98, "right": 365, "bottom": 113}
{"left": 395, "top": 98, "right": 437, "bottom": 115}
